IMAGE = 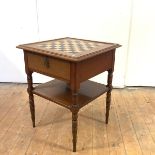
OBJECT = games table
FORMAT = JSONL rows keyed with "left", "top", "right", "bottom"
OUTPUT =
{"left": 17, "top": 37, "right": 121, "bottom": 152}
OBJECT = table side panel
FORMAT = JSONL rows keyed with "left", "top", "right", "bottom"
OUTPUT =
{"left": 27, "top": 52, "right": 70, "bottom": 81}
{"left": 77, "top": 50, "right": 115, "bottom": 82}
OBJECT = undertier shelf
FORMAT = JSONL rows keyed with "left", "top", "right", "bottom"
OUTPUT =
{"left": 33, "top": 79, "right": 108, "bottom": 109}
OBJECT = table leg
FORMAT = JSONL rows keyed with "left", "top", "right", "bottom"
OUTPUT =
{"left": 72, "top": 110, "right": 78, "bottom": 152}
{"left": 71, "top": 89, "right": 79, "bottom": 152}
{"left": 105, "top": 69, "right": 113, "bottom": 124}
{"left": 27, "top": 72, "right": 35, "bottom": 127}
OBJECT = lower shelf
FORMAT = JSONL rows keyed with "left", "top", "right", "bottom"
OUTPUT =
{"left": 33, "top": 79, "right": 108, "bottom": 109}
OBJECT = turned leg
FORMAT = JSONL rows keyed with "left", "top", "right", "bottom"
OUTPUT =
{"left": 105, "top": 69, "right": 113, "bottom": 124}
{"left": 72, "top": 110, "right": 78, "bottom": 152}
{"left": 27, "top": 72, "right": 35, "bottom": 127}
{"left": 71, "top": 90, "right": 79, "bottom": 152}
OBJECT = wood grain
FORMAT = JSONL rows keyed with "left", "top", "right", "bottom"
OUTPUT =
{"left": 78, "top": 50, "right": 114, "bottom": 82}
{"left": 33, "top": 79, "right": 108, "bottom": 110}
{"left": 17, "top": 37, "right": 121, "bottom": 62}
{"left": 20, "top": 38, "right": 119, "bottom": 152}
{"left": 27, "top": 52, "right": 70, "bottom": 81}
{"left": 0, "top": 84, "right": 155, "bottom": 154}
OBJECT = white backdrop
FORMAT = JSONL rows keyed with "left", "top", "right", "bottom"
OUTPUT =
{"left": 0, "top": 0, "right": 155, "bottom": 87}
{"left": 125, "top": 0, "right": 155, "bottom": 86}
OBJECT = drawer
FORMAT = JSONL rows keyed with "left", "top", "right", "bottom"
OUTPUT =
{"left": 27, "top": 53, "right": 70, "bottom": 81}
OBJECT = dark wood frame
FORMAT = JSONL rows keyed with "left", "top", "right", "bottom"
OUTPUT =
{"left": 18, "top": 38, "right": 120, "bottom": 152}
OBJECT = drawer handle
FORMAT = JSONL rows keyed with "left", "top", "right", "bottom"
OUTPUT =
{"left": 43, "top": 57, "right": 50, "bottom": 68}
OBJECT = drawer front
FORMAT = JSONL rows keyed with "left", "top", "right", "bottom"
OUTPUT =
{"left": 27, "top": 53, "right": 70, "bottom": 81}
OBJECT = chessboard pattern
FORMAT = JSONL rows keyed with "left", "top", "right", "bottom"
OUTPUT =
{"left": 17, "top": 37, "right": 120, "bottom": 61}
{"left": 36, "top": 38, "right": 104, "bottom": 55}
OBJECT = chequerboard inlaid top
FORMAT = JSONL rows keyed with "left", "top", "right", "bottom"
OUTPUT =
{"left": 17, "top": 37, "right": 121, "bottom": 61}
{"left": 37, "top": 38, "right": 104, "bottom": 56}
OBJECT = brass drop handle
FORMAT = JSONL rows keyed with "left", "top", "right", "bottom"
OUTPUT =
{"left": 43, "top": 56, "right": 50, "bottom": 68}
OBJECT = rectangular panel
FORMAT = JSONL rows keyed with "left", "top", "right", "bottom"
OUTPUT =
{"left": 27, "top": 52, "right": 70, "bottom": 81}
{"left": 78, "top": 50, "right": 115, "bottom": 82}
{"left": 33, "top": 79, "right": 108, "bottom": 109}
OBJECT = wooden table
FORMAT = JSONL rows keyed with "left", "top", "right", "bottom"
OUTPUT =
{"left": 17, "top": 37, "right": 121, "bottom": 152}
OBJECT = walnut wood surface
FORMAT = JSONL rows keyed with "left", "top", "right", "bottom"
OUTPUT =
{"left": 27, "top": 72, "right": 35, "bottom": 128}
{"left": 72, "top": 111, "right": 78, "bottom": 152}
{"left": 24, "top": 52, "right": 35, "bottom": 127}
{"left": 17, "top": 37, "right": 121, "bottom": 62}
{"left": 105, "top": 70, "right": 113, "bottom": 124}
{"left": 77, "top": 50, "right": 115, "bottom": 82}
{"left": 17, "top": 37, "right": 121, "bottom": 152}
{"left": 27, "top": 52, "right": 70, "bottom": 81}
{"left": 33, "top": 79, "right": 108, "bottom": 110}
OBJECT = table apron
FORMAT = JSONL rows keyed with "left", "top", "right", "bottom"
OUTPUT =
{"left": 77, "top": 50, "right": 115, "bottom": 82}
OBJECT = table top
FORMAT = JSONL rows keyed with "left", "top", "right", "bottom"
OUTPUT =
{"left": 17, "top": 37, "right": 121, "bottom": 61}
